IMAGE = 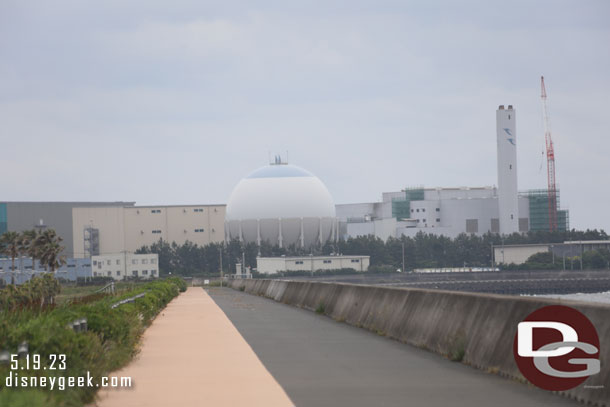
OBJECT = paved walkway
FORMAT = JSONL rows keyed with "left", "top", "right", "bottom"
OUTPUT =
{"left": 208, "top": 287, "right": 579, "bottom": 407}
{"left": 96, "top": 287, "right": 293, "bottom": 407}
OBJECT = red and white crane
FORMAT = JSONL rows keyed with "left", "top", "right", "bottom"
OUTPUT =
{"left": 541, "top": 76, "right": 558, "bottom": 231}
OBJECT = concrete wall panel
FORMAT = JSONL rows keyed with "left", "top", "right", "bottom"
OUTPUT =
{"left": 229, "top": 279, "right": 610, "bottom": 407}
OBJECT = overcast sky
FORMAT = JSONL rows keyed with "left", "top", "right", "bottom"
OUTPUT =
{"left": 1, "top": 1, "right": 609, "bottom": 232}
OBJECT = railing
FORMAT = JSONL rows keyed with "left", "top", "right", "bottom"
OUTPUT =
{"left": 94, "top": 282, "right": 115, "bottom": 294}
{"left": 111, "top": 293, "right": 145, "bottom": 309}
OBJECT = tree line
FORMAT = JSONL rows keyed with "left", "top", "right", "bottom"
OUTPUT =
{"left": 510, "top": 249, "right": 610, "bottom": 270}
{"left": 135, "top": 229, "right": 609, "bottom": 276}
{"left": 0, "top": 229, "right": 66, "bottom": 284}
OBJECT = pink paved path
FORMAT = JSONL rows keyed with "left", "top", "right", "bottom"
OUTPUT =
{"left": 96, "top": 287, "right": 294, "bottom": 407}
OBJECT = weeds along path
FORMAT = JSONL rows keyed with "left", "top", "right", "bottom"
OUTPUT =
{"left": 96, "top": 287, "right": 294, "bottom": 407}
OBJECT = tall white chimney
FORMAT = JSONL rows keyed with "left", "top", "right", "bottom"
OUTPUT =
{"left": 496, "top": 105, "right": 519, "bottom": 234}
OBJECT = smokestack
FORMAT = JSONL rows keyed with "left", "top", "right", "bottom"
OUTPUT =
{"left": 496, "top": 105, "right": 519, "bottom": 235}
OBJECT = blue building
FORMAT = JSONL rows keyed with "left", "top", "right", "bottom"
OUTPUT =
{"left": 0, "top": 203, "right": 7, "bottom": 236}
{"left": 0, "top": 257, "right": 92, "bottom": 285}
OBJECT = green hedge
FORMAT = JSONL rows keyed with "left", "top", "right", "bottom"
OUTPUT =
{"left": 0, "top": 277, "right": 186, "bottom": 406}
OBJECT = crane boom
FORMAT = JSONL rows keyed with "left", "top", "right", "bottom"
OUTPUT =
{"left": 541, "top": 76, "right": 558, "bottom": 231}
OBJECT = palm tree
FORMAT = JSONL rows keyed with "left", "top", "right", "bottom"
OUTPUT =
{"left": 0, "top": 231, "right": 21, "bottom": 284}
{"left": 16, "top": 232, "right": 30, "bottom": 273}
{"left": 38, "top": 230, "right": 66, "bottom": 272}
{"left": 22, "top": 229, "right": 41, "bottom": 271}
{"left": 41, "top": 241, "right": 65, "bottom": 272}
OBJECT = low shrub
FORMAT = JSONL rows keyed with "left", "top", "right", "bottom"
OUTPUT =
{"left": 448, "top": 331, "right": 467, "bottom": 362}
{"left": 165, "top": 276, "right": 187, "bottom": 292}
{"left": 315, "top": 302, "right": 326, "bottom": 314}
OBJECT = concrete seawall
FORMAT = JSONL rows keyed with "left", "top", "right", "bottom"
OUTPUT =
{"left": 228, "top": 279, "right": 610, "bottom": 406}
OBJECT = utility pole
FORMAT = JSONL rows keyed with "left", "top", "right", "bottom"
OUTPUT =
{"left": 402, "top": 241, "right": 405, "bottom": 273}
{"left": 219, "top": 247, "right": 223, "bottom": 287}
{"left": 310, "top": 253, "right": 314, "bottom": 278}
{"left": 501, "top": 238, "right": 505, "bottom": 264}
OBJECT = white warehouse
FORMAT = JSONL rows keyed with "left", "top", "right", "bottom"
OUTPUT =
{"left": 256, "top": 255, "right": 370, "bottom": 275}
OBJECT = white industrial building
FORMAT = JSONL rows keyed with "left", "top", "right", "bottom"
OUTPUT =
{"left": 225, "top": 157, "right": 338, "bottom": 248}
{"left": 493, "top": 241, "right": 610, "bottom": 265}
{"left": 337, "top": 105, "right": 568, "bottom": 240}
{"left": 338, "top": 186, "right": 532, "bottom": 239}
{"left": 256, "top": 255, "right": 370, "bottom": 275}
{"left": 91, "top": 253, "right": 159, "bottom": 280}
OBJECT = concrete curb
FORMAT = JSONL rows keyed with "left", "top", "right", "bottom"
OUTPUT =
{"left": 229, "top": 279, "right": 610, "bottom": 406}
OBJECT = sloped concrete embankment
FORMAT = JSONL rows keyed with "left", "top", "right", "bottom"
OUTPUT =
{"left": 228, "top": 279, "right": 610, "bottom": 407}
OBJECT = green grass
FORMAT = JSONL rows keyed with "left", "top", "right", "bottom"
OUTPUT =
{"left": 315, "top": 302, "right": 326, "bottom": 314}
{"left": 448, "top": 332, "right": 467, "bottom": 362}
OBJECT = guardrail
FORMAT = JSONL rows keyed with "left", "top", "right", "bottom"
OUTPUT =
{"left": 94, "top": 282, "right": 115, "bottom": 294}
{"left": 111, "top": 293, "right": 146, "bottom": 309}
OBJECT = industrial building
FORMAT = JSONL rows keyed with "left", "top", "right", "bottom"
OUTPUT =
{"left": 0, "top": 202, "right": 225, "bottom": 258}
{"left": 0, "top": 201, "right": 134, "bottom": 257}
{"left": 225, "top": 157, "right": 338, "bottom": 248}
{"left": 338, "top": 186, "right": 530, "bottom": 239}
{"left": 337, "top": 105, "right": 569, "bottom": 240}
{"left": 256, "top": 255, "right": 370, "bottom": 275}
{"left": 72, "top": 204, "right": 225, "bottom": 258}
{"left": 0, "top": 202, "right": 225, "bottom": 259}
{"left": 493, "top": 241, "right": 610, "bottom": 266}
{"left": 91, "top": 253, "right": 159, "bottom": 280}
